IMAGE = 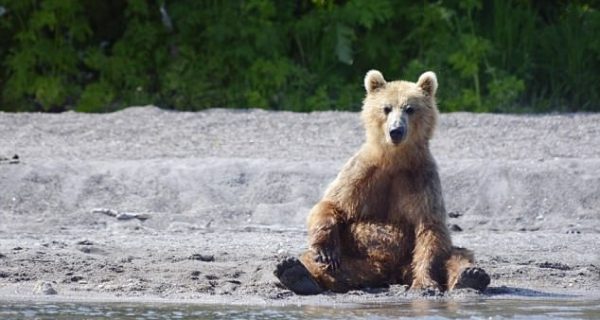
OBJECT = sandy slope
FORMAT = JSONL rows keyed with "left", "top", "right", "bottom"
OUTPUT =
{"left": 0, "top": 106, "right": 599, "bottom": 304}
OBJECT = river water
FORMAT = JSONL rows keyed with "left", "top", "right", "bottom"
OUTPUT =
{"left": 1, "top": 298, "right": 599, "bottom": 319}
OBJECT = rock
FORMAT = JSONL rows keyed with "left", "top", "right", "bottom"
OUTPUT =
{"left": 190, "top": 270, "right": 201, "bottom": 277}
{"left": 33, "top": 281, "right": 58, "bottom": 295}
{"left": 116, "top": 212, "right": 149, "bottom": 221}
{"left": 9, "top": 154, "right": 19, "bottom": 164}
{"left": 449, "top": 224, "right": 463, "bottom": 232}
{"left": 93, "top": 208, "right": 150, "bottom": 221}
{"left": 537, "top": 262, "right": 571, "bottom": 270}
{"left": 448, "top": 211, "right": 463, "bottom": 218}
{"left": 189, "top": 254, "right": 214, "bottom": 262}
{"left": 93, "top": 208, "right": 119, "bottom": 217}
{"left": 0, "top": 154, "right": 19, "bottom": 164}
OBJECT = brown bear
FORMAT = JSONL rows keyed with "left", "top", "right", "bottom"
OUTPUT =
{"left": 275, "top": 70, "right": 490, "bottom": 295}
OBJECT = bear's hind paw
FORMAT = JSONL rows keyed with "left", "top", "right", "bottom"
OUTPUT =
{"left": 274, "top": 257, "right": 323, "bottom": 295}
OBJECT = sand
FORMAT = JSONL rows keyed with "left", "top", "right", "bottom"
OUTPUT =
{"left": 0, "top": 106, "right": 599, "bottom": 305}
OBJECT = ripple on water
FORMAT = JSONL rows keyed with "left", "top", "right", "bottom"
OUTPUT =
{"left": 0, "top": 299, "right": 599, "bottom": 320}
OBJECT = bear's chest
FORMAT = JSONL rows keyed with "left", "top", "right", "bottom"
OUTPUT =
{"left": 358, "top": 169, "right": 428, "bottom": 223}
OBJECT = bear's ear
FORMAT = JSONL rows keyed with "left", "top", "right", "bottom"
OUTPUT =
{"left": 364, "top": 70, "right": 386, "bottom": 94}
{"left": 417, "top": 71, "right": 438, "bottom": 97}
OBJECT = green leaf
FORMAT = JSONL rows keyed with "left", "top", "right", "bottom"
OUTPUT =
{"left": 33, "top": 76, "right": 65, "bottom": 110}
{"left": 77, "top": 82, "right": 115, "bottom": 112}
{"left": 343, "top": 0, "right": 393, "bottom": 29}
{"left": 335, "top": 23, "right": 354, "bottom": 65}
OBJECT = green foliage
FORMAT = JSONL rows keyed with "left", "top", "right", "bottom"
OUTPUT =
{"left": 0, "top": 0, "right": 598, "bottom": 113}
{"left": 1, "top": 0, "right": 90, "bottom": 111}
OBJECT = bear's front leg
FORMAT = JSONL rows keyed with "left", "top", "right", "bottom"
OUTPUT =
{"left": 307, "top": 201, "right": 342, "bottom": 271}
{"left": 410, "top": 222, "right": 452, "bottom": 291}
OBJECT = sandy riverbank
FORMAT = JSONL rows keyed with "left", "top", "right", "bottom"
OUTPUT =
{"left": 0, "top": 106, "right": 599, "bottom": 305}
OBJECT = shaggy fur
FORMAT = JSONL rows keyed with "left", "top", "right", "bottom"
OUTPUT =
{"left": 276, "top": 70, "right": 490, "bottom": 294}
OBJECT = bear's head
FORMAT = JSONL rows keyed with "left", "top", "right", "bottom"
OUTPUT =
{"left": 361, "top": 70, "right": 438, "bottom": 149}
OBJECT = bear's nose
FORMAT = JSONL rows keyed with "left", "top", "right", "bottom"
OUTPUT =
{"left": 389, "top": 126, "right": 405, "bottom": 141}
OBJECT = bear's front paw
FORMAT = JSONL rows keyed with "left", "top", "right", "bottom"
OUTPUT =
{"left": 454, "top": 267, "right": 490, "bottom": 292}
{"left": 312, "top": 245, "right": 340, "bottom": 272}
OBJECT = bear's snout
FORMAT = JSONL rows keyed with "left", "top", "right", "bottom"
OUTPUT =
{"left": 389, "top": 125, "right": 406, "bottom": 143}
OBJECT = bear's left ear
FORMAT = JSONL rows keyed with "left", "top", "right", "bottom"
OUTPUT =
{"left": 417, "top": 71, "right": 438, "bottom": 97}
{"left": 364, "top": 70, "right": 386, "bottom": 94}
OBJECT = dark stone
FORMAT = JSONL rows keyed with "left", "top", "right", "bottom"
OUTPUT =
{"left": 77, "top": 240, "right": 94, "bottom": 246}
{"left": 537, "top": 262, "right": 571, "bottom": 271}
{"left": 189, "top": 254, "right": 214, "bottom": 262}
{"left": 448, "top": 211, "right": 463, "bottom": 218}
{"left": 449, "top": 224, "right": 463, "bottom": 232}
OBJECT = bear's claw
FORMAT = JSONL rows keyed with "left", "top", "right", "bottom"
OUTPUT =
{"left": 274, "top": 257, "right": 323, "bottom": 295}
{"left": 314, "top": 247, "right": 340, "bottom": 271}
{"left": 455, "top": 267, "right": 490, "bottom": 292}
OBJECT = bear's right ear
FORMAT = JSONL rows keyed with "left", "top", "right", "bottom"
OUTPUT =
{"left": 364, "top": 70, "right": 386, "bottom": 94}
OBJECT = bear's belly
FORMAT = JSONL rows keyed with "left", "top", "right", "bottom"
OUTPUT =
{"left": 342, "top": 222, "right": 414, "bottom": 266}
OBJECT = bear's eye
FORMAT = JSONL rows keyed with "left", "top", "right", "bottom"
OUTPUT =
{"left": 405, "top": 105, "right": 415, "bottom": 115}
{"left": 383, "top": 105, "right": 392, "bottom": 115}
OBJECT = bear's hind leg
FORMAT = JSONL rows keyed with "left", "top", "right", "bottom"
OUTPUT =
{"left": 300, "top": 250, "right": 390, "bottom": 293}
{"left": 446, "top": 247, "right": 490, "bottom": 292}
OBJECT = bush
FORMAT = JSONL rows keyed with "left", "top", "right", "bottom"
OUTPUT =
{"left": 0, "top": 0, "right": 598, "bottom": 113}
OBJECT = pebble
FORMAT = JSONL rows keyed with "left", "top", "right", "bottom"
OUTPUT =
{"left": 77, "top": 240, "right": 94, "bottom": 246}
{"left": 189, "top": 254, "right": 214, "bottom": 262}
{"left": 449, "top": 224, "right": 463, "bottom": 232}
{"left": 33, "top": 281, "right": 58, "bottom": 295}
